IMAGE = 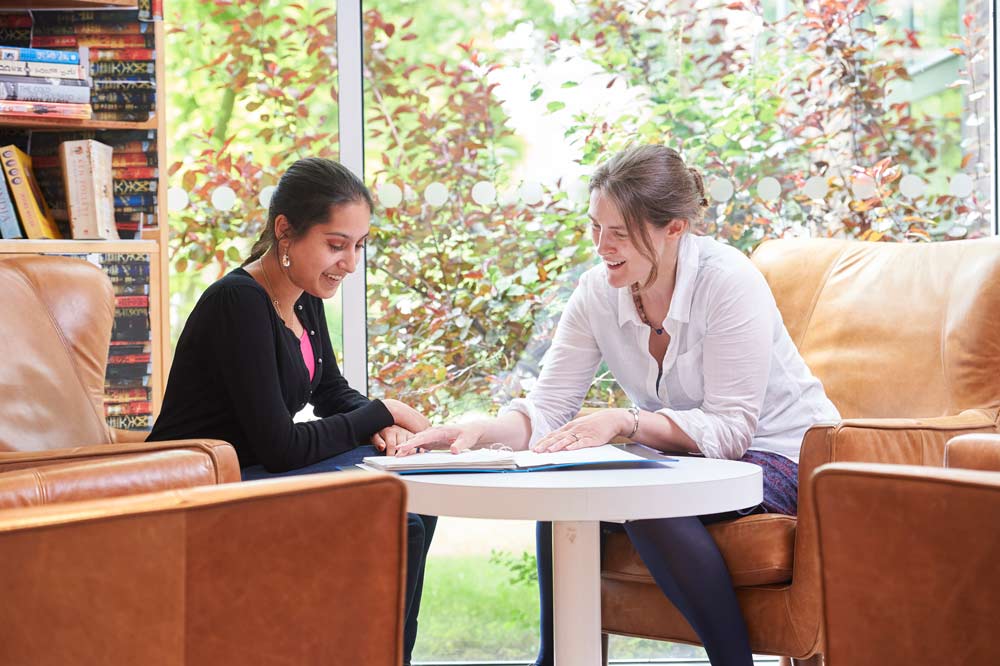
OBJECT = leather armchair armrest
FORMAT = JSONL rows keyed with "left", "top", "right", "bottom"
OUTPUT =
{"left": 781, "top": 409, "right": 999, "bottom": 655}
{"left": 0, "top": 449, "right": 231, "bottom": 510}
{"left": 0, "top": 439, "right": 240, "bottom": 484}
{"left": 0, "top": 472, "right": 407, "bottom": 665}
{"left": 813, "top": 462, "right": 1000, "bottom": 665}
{"left": 945, "top": 434, "right": 1000, "bottom": 472}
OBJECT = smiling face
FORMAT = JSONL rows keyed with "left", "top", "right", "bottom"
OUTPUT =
{"left": 279, "top": 200, "right": 371, "bottom": 299}
{"left": 588, "top": 188, "right": 664, "bottom": 289}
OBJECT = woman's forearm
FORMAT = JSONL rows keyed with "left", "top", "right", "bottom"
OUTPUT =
{"left": 630, "top": 409, "right": 701, "bottom": 455}
{"left": 479, "top": 411, "right": 533, "bottom": 451}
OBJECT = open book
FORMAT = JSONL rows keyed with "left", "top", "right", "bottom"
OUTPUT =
{"left": 361, "top": 444, "right": 671, "bottom": 474}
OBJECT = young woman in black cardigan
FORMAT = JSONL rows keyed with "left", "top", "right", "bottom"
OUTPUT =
{"left": 149, "top": 158, "right": 435, "bottom": 665}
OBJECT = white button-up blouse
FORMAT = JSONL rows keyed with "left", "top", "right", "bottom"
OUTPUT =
{"left": 506, "top": 233, "right": 840, "bottom": 462}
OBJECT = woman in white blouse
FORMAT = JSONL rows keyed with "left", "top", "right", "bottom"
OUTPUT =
{"left": 400, "top": 145, "right": 839, "bottom": 666}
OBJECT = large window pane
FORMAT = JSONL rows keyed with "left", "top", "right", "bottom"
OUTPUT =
{"left": 363, "top": 0, "right": 993, "bottom": 662}
{"left": 166, "top": 0, "right": 342, "bottom": 362}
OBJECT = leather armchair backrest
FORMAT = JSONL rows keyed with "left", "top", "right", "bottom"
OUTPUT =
{"left": 751, "top": 238, "right": 1000, "bottom": 419}
{"left": 0, "top": 254, "right": 114, "bottom": 452}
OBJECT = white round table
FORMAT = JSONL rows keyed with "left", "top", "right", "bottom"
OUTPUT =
{"left": 401, "top": 451, "right": 762, "bottom": 665}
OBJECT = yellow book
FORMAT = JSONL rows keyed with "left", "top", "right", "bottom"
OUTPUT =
{"left": 0, "top": 145, "right": 61, "bottom": 239}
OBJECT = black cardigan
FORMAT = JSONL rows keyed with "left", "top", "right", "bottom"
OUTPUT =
{"left": 148, "top": 267, "right": 393, "bottom": 472}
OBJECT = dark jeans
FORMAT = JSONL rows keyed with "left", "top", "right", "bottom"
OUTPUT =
{"left": 242, "top": 445, "right": 436, "bottom": 666}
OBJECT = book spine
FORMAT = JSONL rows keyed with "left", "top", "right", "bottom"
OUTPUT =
{"left": 0, "top": 80, "right": 90, "bottom": 105}
{"left": 0, "top": 145, "right": 60, "bottom": 239}
{"left": 0, "top": 175, "right": 24, "bottom": 239}
{"left": 0, "top": 46, "right": 80, "bottom": 64}
{"left": 0, "top": 14, "right": 32, "bottom": 28}
{"left": 90, "top": 60, "right": 155, "bottom": 76}
{"left": 36, "top": 23, "right": 150, "bottom": 36}
{"left": 0, "top": 100, "right": 91, "bottom": 118}
{"left": 105, "top": 400, "right": 152, "bottom": 416}
{"left": 0, "top": 27, "right": 30, "bottom": 46}
{"left": 113, "top": 179, "right": 157, "bottom": 194}
{"left": 114, "top": 166, "right": 158, "bottom": 180}
{"left": 31, "top": 10, "right": 140, "bottom": 25}
{"left": 0, "top": 60, "right": 84, "bottom": 79}
{"left": 33, "top": 34, "right": 155, "bottom": 49}
{"left": 89, "top": 48, "right": 156, "bottom": 62}
{"left": 114, "top": 295, "right": 149, "bottom": 308}
{"left": 106, "top": 413, "right": 152, "bottom": 430}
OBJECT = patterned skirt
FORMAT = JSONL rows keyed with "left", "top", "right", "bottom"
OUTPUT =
{"left": 726, "top": 448, "right": 799, "bottom": 518}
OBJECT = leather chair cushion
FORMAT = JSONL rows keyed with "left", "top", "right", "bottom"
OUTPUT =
{"left": 603, "top": 513, "right": 796, "bottom": 587}
{"left": 0, "top": 450, "right": 223, "bottom": 510}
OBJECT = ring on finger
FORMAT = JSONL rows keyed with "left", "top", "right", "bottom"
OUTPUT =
{"left": 570, "top": 432, "right": 580, "bottom": 442}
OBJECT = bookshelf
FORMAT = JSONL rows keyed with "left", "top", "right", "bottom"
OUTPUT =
{"left": 0, "top": 1, "right": 169, "bottom": 429}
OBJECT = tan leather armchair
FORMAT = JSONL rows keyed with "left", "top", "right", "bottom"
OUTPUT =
{"left": 600, "top": 238, "right": 1000, "bottom": 663}
{"left": 814, "top": 434, "right": 1000, "bottom": 666}
{"left": 0, "top": 467, "right": 408, "bottom": 665}
{"left": 0, "top": 253, "right": 239, "bottom": 484}
{"left": 0, "top": 254, "right": 411, "bottom": 664}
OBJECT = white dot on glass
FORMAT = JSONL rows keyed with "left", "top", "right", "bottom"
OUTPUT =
{"left": 424, "top": 182, "right": 449, "bottom": 206}
{"left": 167, "top": 186, "right": 189, "bottom": 212}
{"left": 377, "top": 183, "right": 402, "bottom": 208}
{"left": 899, "top": 174, "right": 926, "bottom": 199}
{"left": 851, "top": 175, "right": 877, "bottom": 200}
{"left": 210, "top": 185, "right": 236, "bottom": 211}
{"left": 258, "top": 185, "right": 276, "bottom": 208}
{"left": 803, "top": 176, "right": 828, "bottom": 200}
{"left": 757, "top": 177, "right": 781, "bottom": 202}
{"left": 471, "top": 181, "right": 497, "bottom": 206}
{"left": 950, "top": 173, "right": 974, "bottom": 198}
{"left": 709, "top": 178, "right": 734, "bottom": 202}
{"left": 520, "top": 181, "right": 544, "bottom": 205}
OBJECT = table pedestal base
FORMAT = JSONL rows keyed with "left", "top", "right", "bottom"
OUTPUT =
{"left": 553, "top": 520, "right": 602, "bottom": 665}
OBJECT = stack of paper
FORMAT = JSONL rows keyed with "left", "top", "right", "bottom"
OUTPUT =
{"left": 362, "top": 444, "right": 665, "bottom": 474}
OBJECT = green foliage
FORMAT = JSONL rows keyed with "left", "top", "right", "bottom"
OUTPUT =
{"left": 363, "top": 9, "right": 595, "bottom": 416}
{"left": 544, "top": 0, "right": 990, "bottom": 247}
{"left": 489, "top": 548, "right": 539, "bottom": 587}
{"left": 167, "top": 0, "right": 990, "bottom": 418}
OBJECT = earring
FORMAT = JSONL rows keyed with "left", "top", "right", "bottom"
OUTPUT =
{"left": 281, "top": 251, "right": 290, "bottom": 268}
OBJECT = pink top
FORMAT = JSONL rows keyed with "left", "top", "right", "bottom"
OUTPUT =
{"left": 299, "top": 329, "right": 315, "bottom": 381}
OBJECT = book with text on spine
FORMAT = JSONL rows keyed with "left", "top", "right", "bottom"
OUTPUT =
{"left": 0, "top": 145, "right": 60, "bottom": 239}
{"left": 60, "top": 139, "right": 118, "bottom": 239}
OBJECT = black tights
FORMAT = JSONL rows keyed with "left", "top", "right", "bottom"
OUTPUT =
{"left": 533, "top": 518, "right": 753, "bottom": 666}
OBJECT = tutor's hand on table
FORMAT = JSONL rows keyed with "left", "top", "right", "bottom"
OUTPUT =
{"left": 532, "top": 409, "right": 628, "bottom": 453}
{"left": 394, "top": 421, "right": 489, "bottom": 457}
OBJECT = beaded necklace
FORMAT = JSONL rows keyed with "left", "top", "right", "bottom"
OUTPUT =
{"left": 630, "top": 282, "right": 665, "bottom": 335}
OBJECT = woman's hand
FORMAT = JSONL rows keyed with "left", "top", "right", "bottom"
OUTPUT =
{"left": 394, "top": 421, "right": 490, "bottom": 456}
{"left": 381, "top": 398, "right": 431, "bottom": 434}
{"left": 532, "top": 409, "right": 629, "bottom": 453}
{"left": 372, "top": 425, "right": 413, "bottom": 456}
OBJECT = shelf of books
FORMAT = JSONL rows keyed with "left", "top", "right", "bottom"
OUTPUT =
{"left": 0, "top": 1, "right": 168, "bottom": 433}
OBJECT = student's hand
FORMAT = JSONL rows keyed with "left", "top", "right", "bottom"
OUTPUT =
{"left": 532, "top": 409, "right": 629, "bottom": 453}
{"left": 372, "top": 426, "right": 413, "bottom": 456}
{"left": 381, "top": 399, "right": 432, "bottom": 434}
{"left": 395, "top": 421, "right": 489, "bottom": 457}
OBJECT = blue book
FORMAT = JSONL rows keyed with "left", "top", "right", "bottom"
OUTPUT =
{"left": 0, "top": 177, "right": 24, "bottom": 239}
{"left": 0, "top": 46, "right": 80, "bottom": 65}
